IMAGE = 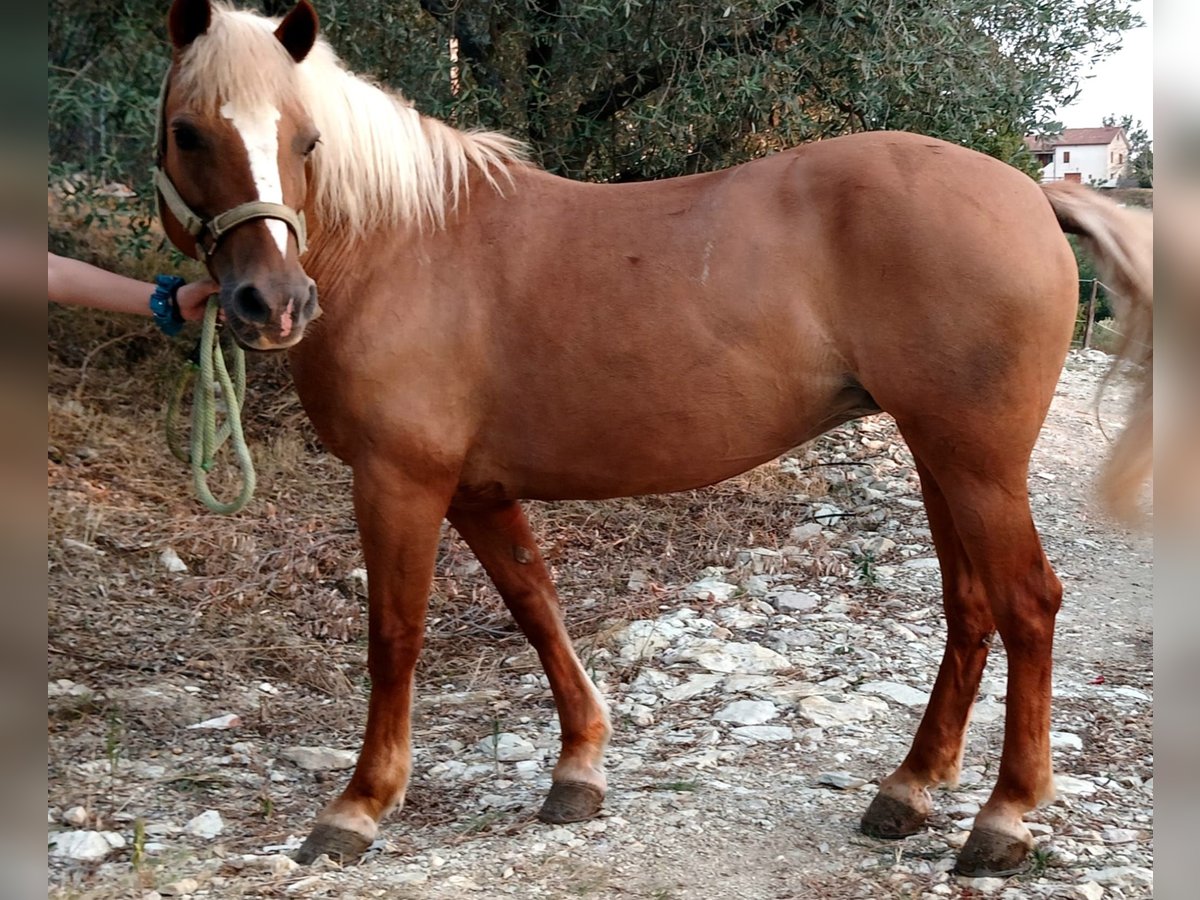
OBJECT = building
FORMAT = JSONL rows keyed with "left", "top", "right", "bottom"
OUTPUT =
{"left": 1024, "top": 127, "right": 1130, "bottom": 186}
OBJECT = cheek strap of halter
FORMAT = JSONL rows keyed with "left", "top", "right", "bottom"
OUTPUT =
{"left": 153, "top": 167, "right": 308, "bottom": 264}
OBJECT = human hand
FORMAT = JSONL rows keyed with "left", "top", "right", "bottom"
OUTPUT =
{"left": 175, "top": 279, "right": 220, "bottom": 321}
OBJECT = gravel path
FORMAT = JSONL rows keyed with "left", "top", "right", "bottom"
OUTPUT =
{"left": 47, "top": 351, "right": 1152, "bottom": 900}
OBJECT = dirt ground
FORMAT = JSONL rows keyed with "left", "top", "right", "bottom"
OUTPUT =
{"left": 47, "top": 337, "right": 1152, "bottom": 900}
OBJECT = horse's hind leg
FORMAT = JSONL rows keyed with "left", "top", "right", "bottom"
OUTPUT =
{"left": 861, "top": 456, "right": 995, "bottom": 838}
{"left": 448, "top": 501, "right": 611, "bottom": 823}
{"left": 876, "top": 420, "right": 1063, "bottom": 877}
{"left": 295, "top": 465, "right": 451, "bottom": 864}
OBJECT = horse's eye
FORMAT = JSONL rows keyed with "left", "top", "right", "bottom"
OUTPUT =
{"left": 173, "top": 123, "right": 203, "bottom": 152}
{"left": 304, "top": 135, "right": 321, "bottom": 157}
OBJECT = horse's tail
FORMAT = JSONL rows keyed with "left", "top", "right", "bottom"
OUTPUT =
{"left": 1042, "top": 181, "right": 1153, "bottom": 520}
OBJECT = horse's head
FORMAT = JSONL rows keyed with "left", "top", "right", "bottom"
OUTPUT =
{"left": 158, "top": 0, "right": 321, "bottom": 350}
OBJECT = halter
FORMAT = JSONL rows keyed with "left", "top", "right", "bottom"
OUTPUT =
{"left": 152, "top": 67, "right": 307, "bottom": 265}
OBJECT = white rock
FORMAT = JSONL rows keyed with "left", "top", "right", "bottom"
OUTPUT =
{"left": 1071, "top": 883, "right": 1105, "bottom": 900}
{"left": 772, "top": 590, "right": 820, "bottom": 614}
{"left": 714, "top": 700, "right": 778, "bottom": 726}
{"left": 1081, "top": 866, "right": 1153, "bottom": 887}
{"left": 730, "top": 725, "right": 793, "bottom": 743}
{"left": 160, "top": 878, "right": 200, "bottom": 896}
{"left": 1101, "top": 827, "right": 1139, "bottom": 844}
{"left": 816, "top": 772, "right": 867, "bottom": 790}
{"left": 901, "top": 557, "right": 941, "bottom": 570}
{"left": 184, "top": 809, "right": 224, "bottom": 840}
{"left": 1054, "top": 774, "right": 1098, "bottom": 796}
{"left": 812, "top": 504, "right": 845, "bottom": 525}
{"left": 858, "top": 681, "right": 930, "bottom": 708}
{"left": 49, "top": 830, "right": 124, "bottom": 861}
{"left": 62, "top": 806, "right": 88, "bottom": 826}
{"left": 665, "top": 639, "right": 791, "bottom": 674}
{"left": 188, "top": 713, "right": 241, "bottom": 730}
{"left": 788, "top": 523, "right": 824, "bottom": 544}
{"left": 476, "top": 732, "right": 536, "bottom": 762}
{"left": 957, "top": 876, "right": 1006, "bottom": 893}
{"left": 662, "top": 673, "right": 725, "bottom": 701}
{"left": 861, "top": 536, "right": 896, "bottom": 557}
{"left": 543, "top": 827, "right": 575, "bottom": 843}
{"left": 613, "top": 619, "right": 684, "bottom": 661}
{"left": 159, "top": 547, "right": 188, "bottom": 573}
{"left": 681, "top": 577, "right": 740, "bottom": 602}
{"left": 1050, "top": 731, "right": 1083, "bottom": 751}
{"left": 48, "top": 679, "right": 95, "bottom": 701}
{"left": 281, "top": 746, "right": 358, "bottom": 771}
{"left": 799, "top": 694, "right": 887, "bottom": 727}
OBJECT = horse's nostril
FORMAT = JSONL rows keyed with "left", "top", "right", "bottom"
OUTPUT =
{"left": 232, "top": 284, "right": 271, "bottom": 324}
{"left": 303, "top": 282, "right": 319, "bottom": 318}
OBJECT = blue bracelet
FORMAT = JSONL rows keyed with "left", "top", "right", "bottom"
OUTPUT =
{"left": 149, "top": 274, "right": 187, "bottom": 336}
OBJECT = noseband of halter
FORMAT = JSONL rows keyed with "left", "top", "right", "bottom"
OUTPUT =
{"left": 152, "top": 68, "right": 308, "bottom": 265}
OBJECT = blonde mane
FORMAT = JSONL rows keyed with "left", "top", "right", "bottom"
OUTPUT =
{"left": 172, "top": 4, "right": 527, "bottom": 235}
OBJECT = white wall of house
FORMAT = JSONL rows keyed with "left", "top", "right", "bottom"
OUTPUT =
{"left": 1040, "top": 137, "right": 1129, "bottom": 186}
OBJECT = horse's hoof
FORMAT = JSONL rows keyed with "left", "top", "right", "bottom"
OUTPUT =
{"left": 538, "top": 780, "right": 605, "bottom": 823}
{"left": 860, "top": 792, "right": 929, "bottom": 839}
{"left": 293, "top": 823, "right": 373, "bottom": 865}
{"left": 954, "top": 827, "right": 1032, "bottom": 878}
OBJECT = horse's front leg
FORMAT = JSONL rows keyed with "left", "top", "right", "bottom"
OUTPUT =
{"left": 448, "top": 501, "right": 611, "bottom": 823}
{"left": 294, "top": 465, "right": 451, "bottom": 864}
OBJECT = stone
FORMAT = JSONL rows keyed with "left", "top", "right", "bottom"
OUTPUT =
{"left": 159, "top": 547, "right": 188, "bottom": 573}
{"left": 681, "top": 577, "right": 740, "bottom": 602}
{"left": 1054, "top": 774, "right": 1098, "bottom": 796}
{"left": 49, "top": 830, "right": 124, "bottom": 861}
{"left": 1050, "top": 731, "right": 1083, "bottom": 751}
{"left": 788, "top": 523, "right": 823, "bottom": 544}
{"left": 1101, "top": 828, "right": 1139, "bottom": 844}
{"left": 160, "top": 878, "right": 200, "bottom": 896}
{"left": 799, "top": 694, "right": 887, "bottom": 727}
{"left": 281, "top": 746, "right": 358, "bottom": 771}
{"left": 861, "top": 536, "right": 896, "bottom": 557}
{"left": 772, "top": 590, "right": 820, "bottom": 614}
{"left": 662, "top": 674, "right": 724, "bottom": 701}
{"left": 730, "top": 725, "right": 794, "bottom": 743}
{"left": 1080, "top": 866, "right": 1153, "bottom": 888}
{"left": 613, "top": 619, "right": 685, "bottom": 661}
{"left": 1071, "top": 883, "right": 1105, "bottom": 900}
{"left": 901, "top": 557, "right": 941, "bottom": 570}
{"left": 476, "top": 732, "right": 536, "bottom": 762}
{"left": 184, "top": 809, "right": 224, "bottom": 840}
{"left": 665, "top": 639, "right": 791, "bottom": 674}
{"left": 62, "top": 806, "right": 88, "bottom": 826}
{"left": 714, "top": 700, "right": 778, "bottom": 726}
{"left": 188, "top": 713, "right": 241, "bottom": 730}
{"left": 816, "top": 772, "right": 867, "bottom": 790}
{"left": 812, "top": 504, "right": 845, "bottom": 526}
{"left": 957, "top": 876, "right": 1006, "bottom": 893}
{"left": 858, "top": 681, "right": 930, "bottom": 708}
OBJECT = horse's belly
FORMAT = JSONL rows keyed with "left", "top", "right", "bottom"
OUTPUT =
{"left": 461, "top": 378, "right": 877, "bottom": 502}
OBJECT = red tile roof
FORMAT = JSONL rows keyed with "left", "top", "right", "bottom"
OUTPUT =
{"left": 1024, "top": 127, "right": 1125, "bottom": 151}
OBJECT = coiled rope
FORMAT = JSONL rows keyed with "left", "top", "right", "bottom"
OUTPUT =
{"left": 165, "top": 298, "right": 257, "bottom": 513}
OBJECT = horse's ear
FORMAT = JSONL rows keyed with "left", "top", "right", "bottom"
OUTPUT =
{"left": 168, "top": 0, "right": 211, "bottom": 50}
{"left": 275, "top": 1, "right": 319, "bottom": 63}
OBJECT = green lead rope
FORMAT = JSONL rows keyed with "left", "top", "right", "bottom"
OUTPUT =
{"left": 166, "top": 297, "right": 257, "bottom": 514}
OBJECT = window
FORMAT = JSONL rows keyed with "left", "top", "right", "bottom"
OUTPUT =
{"left": 1063, "top": 150, "right": 1071, "bottom": 163}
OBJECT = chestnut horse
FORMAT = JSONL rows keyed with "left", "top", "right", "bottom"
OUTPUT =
{"left": 154, "top": 0, "right": 1152, "bottom": 877}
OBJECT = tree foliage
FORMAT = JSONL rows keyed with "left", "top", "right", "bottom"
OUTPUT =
{"left": 49, "top": 0, "right": 1141, "bottom": 201}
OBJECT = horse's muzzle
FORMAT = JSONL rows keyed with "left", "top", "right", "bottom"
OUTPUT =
{"left": 222, "top": 277, "right": 320, "bottom": 350}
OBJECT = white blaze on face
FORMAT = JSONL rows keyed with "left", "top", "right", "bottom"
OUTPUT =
{"left": 220, "top": 101, "right": 288, "bottom": 257}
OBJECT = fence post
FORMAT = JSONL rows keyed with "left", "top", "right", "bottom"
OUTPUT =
{"left": 1082, "top": 279, "right": 1100, "bottom": 350}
